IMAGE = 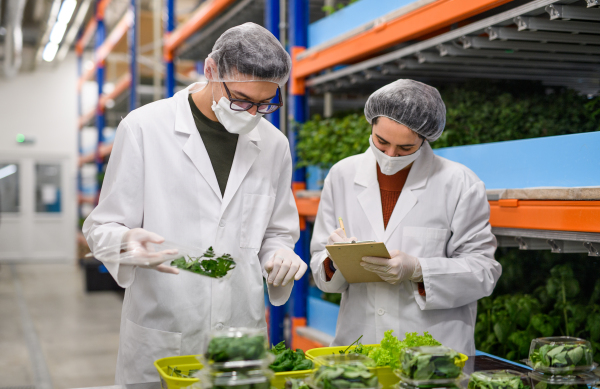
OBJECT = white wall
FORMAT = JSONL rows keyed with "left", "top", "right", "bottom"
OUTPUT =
{"left": 0, "top": 54, "right": 78, "bottom": 262}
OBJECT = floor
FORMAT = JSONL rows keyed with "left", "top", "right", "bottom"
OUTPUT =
{"left": 0, "top": 263, "right": 123, "bottom": 389}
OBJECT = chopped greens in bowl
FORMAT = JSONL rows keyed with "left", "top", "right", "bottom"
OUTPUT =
{"left": 398, "top": 346, "right": 464, "bottom": 385}
{"left": 528, "top": 337, "right": 595, "bottom": 374}
{"left": 307, "top": 362, "right": 379, "bottom": 389}
{"left": 468, "top": 370, "right": 531, "bottom": 389}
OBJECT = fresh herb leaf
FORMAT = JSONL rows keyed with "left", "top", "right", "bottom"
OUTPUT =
{"left": 269, "top": 341, "right": 314, "bottom": 372}
{"left": 170, "top": 247, "right": 236, "bottom": 278}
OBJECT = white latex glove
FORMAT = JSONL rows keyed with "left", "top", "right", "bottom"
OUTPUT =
{"left": 361, "top": 249, "right": 420, "bottom": 285}
{"left": 121, "top": 228, "right": 179, "bottom": 274}
{"left": 264, "top": 249, "right": 308, "bottom": 287}
{"left": 326, "top": 228, "right": 357, "bottom": 270}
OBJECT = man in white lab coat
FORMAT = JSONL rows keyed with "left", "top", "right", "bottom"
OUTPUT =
{"left": 310, "top": 79, "right": 501, "bottom": 355}
{"left": 83, "top": 23, "right": 307, "bottom": 384}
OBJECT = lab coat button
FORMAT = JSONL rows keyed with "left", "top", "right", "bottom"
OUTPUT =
{"left": 216, "top": 323, "right": 224, "bottom": 330}
{"left": 219, "top": 220, "right": 225, "bottom": 228}
{"left": 377, "top": 308, "right": 385, "bottom": 316}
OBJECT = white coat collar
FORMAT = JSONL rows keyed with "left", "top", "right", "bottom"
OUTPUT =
{"left": 173, "top": 83, "right": 262, "bottom": 207}
{"left": 354, "top": 142, "right": 434, "bottom": 242}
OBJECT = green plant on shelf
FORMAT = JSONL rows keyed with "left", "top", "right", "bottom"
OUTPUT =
{"left": 475, "top": 264, "right": 600, "bottom": 364}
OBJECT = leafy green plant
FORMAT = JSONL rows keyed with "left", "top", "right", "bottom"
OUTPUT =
{"left": 269, "top": 341, "right": 314, "bottom": 372}
{"left": 171, "top": 247, "right": 235, "bottom": 278}
{"left": 347, "top": 331, "right": 441, "bottom": 370}
{"left": 311, "top": 363, "right": 378, "bottom": 389}
{"left": 296, "top": 82, "right": 600, "bottom": 169}
{"left": 167, "top": 365, "right": 200, "bottom": 378}
{"left": 400, "top": 346, "right": 461, "bottom": 381}
{"left": 205, "top": 334, "right": 266, "bottom": 363}
{"left": 475, "top": 264, "right": 600, "bottom": 364}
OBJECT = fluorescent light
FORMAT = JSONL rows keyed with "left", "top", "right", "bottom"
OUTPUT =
{"left": 43, "top": 42, "right": 59, "bottom": 62}
{"left": 57, "top": 0, "right": 77, "bottom": 25}
{"left": 0, "top": 164, "right": 17, "bottom": 180}
{"left": 49, "top": 22, "right": 67, "bottom": 43}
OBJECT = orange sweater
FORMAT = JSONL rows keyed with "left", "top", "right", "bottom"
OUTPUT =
{"left": 324, "top": 164, "right": 426, "bottom": 296}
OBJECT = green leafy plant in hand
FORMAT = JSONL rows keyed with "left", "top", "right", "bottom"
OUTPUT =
{"left": 206, "top": 334, "right": 266, "bottom": 363}
{"left": 400, "top": 347, "right": 461, "bottom": 381}
{"left": 468, "top": 371, "right": 530, "bottom": 389}
{"left": 171, "top": 247, "right": 236, "bottom": 278}
{"left": 269, "top": 341, "right": 314, "bottom": 372}
{"left": 312, "top": 363, "right": 378, "bottom": 389}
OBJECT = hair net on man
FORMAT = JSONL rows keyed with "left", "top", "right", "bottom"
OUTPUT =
{"left": 205, "top": 22, "right": 291, "bottom": 87}
{"left": 364, "top": 79, "right": 446, "bottom": 142}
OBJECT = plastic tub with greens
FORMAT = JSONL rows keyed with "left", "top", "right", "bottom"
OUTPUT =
{"left": 396, "top": 346, "right": 467, "bottom": 386}
{"left": 270, "top": 341, "right": 315, "bottom": 388}
{"left": 193, "top": 368, "right": 273, "bottom": 389}
{"left": 307, "top": 354, "right": 379, "bottom": 389}
{"left": 468, "top": 370, "right": 531, "bottom": 389}
{"left": 528, "top": 370, "right": 599, "bottom": 389}
{"left": 203, "top": 328, "right": 272, "bottom": 370}
{"left": 528, "top": 337, "right": 596, "bottom": 374}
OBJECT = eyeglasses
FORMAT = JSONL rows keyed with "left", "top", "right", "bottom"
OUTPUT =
{"left": 222, "top": 83, "right": 283, "bottom": 114}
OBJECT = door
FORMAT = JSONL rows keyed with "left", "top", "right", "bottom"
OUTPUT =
{"left": 0, "top": 156, "right": 75, "bottom": 261}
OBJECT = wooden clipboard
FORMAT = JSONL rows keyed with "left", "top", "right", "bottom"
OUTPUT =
{"left": 325, "top": 242, "right": 391, "bottom": 283}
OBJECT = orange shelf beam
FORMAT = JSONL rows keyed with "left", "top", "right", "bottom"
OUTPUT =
{"left": 295, "top": 197, "right": 600, "bottom": 234}
{"left": 163, "top": 0, "right": 236, "bottom": 59}
{"left": 75, "top": 0, "right": 112, "bottom": 56}
{"left": 77, "top": 10, "right": 134, "bottom": 91}
{"left": 78, "top": 73, "right": 132, "bottom": 129}
{"left": 291, "top": 0, "right": 513, "bottom": 90}
{"left": 489, "top": 200, "right": 600, "bottom": 234}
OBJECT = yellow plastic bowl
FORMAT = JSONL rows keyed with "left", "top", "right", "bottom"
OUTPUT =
{"left": 154, "top": 355, "right": 314, "bottom": 389}
{"left": 305, "top": 345, "right": 468, "bottom": 388}
{"left": 154, "top": 355, "right": 202, "bottom": 389}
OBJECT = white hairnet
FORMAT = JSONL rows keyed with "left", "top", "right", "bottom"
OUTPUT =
{"left": 205, "top": 23, "right": 291, "bottom": 87}
{"left": 364, "top": 79, "right": 446, "bottom": 142}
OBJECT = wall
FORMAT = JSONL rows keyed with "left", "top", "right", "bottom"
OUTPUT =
{"left": 0, "top": 54, "right": 78, "bottom": 262}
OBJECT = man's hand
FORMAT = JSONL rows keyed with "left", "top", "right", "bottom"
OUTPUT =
{"left": 361, "top": 250, "right": 419, "bottom": 284}
{"left": 121, "top": 228, "right": 179, "bottom": 274}
{"left": 264, "top": 249, "right": 308, "bottom": 287}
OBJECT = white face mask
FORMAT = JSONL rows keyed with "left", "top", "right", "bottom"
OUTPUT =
{"left": 369, "top": 135, "right": 422, "bottom": 175}
{"left": 211, "top": 96, "right": 263, "bottom": 135}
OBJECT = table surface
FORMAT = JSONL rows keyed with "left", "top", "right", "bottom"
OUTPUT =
{"left": 72, "top": 354, "right": 531, "bottom": 389}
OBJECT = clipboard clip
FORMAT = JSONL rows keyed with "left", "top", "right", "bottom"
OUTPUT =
{"left": 333, "top": 240, "right": 376, "bottom": 245}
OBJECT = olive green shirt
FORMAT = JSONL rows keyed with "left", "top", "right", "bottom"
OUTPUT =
{"left": 188, "top": 94, "right": 238, "bottom": 197}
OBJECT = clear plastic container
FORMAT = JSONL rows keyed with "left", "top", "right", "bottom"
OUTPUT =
{"left": 91, "top": 240, "right": 236, "bottom": 278}
{"left": 397, "top": 346, "right": 465, "bottom": 385}
{"left": 306, "top": 355, "right": 380, "bottom": 389}
{"left": 528, "top": 370, "right": 599, "bottom": 389}
{"left": 195, "top": 368, "right": 273, "bottom": 389}
{"left": 90, "top": 239, "right": 198, "bottom": 267}
{"left": 204, "top": 328, "right": 272, "bottom": 369}
{"left": 395, "top": 374, "right": 470, "bottom": 389}
{"left": 528, "top": 337, "right": 596, "bottom": 374}
{"left": 468, "top": 370, "right": 531, "bottom": 389}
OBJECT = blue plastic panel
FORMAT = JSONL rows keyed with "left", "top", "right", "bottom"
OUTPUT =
{"left": 307, "top": 296, "right": 339, "bottom": 337}
{"left": 308, "top": 0, "right": 419, "bottom": 48}
{"left": 432, "top": 132, "right": 600, "bottom": 190}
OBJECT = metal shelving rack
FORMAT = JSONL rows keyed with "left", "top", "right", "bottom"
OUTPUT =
{"left": 75, "top": 0, "right": 600, "bottom": 350}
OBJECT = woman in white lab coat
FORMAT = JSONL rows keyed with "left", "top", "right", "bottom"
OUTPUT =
{"left": 310, "top": 79, "right": 501, "bottom": 355}
{"left": 83, "top": 23, "right": 307, "bottom": 384}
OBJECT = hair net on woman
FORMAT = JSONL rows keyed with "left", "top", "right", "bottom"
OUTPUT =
{"left": 205, "top": 22, "right": 292, "bottom": 87}
{"left": 364, "top": 79, "right": 446, "bottom": 142}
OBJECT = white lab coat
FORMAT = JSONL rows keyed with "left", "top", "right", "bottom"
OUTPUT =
{"left": 310, "top": 143, "right": 501, "bottom": 355}
{"left": 83, "top": 83, "right": 300, "bottom": 384}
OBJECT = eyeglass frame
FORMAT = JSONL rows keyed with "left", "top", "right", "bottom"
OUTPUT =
{"left": 222, "top": 82, "right": 283, "bottom": 114}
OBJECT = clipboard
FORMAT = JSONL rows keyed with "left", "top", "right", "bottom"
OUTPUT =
{"left": 325, "top": 242, "right": 391, "bottom": 283}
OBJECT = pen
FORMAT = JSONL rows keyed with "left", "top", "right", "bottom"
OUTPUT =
{"left": 338, "top": 217, "right": 347, "bottom": 238}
